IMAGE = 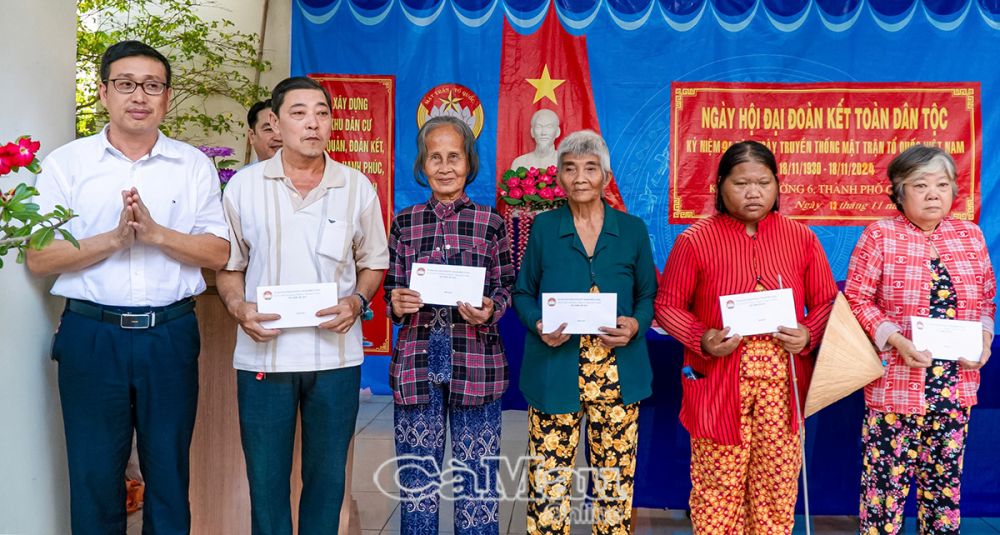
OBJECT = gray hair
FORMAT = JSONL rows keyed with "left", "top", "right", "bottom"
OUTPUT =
{"left": 556, "top": 130, "right": 611, "bottom": 173}
{"left": 413, "top": 116, "right": 479, "bottom": 187}
{"left": 887, "top": 145, "right": 958, "bottom": 211}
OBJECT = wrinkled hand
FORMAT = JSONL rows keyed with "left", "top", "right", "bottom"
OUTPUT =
{"left": 959, "top": 331, "right": 993, "bottom": 370}
{"left": 457, "top": 297, "right": 494, "bottom": 326}
{"left": 888, "top": 333, "right": 932, "bottom": 368}
{"left": 112, "top": 190, "right": 136, "bottom": 249}
{"left": 390, "top": 288, "right": 423, "bottom": 317}
{"left": 233, "top": 301, "right": 281, "bottom": 343}
{"left": 774, "top": 323, "right": 810, "bottom": 354}
{"left": 598, "top": 316, "right": 639, "bottom": 349}
{"left": 537, "top": 320, "right": 571, "bottom": 348}
{"left": 317, "top": 295, "right": 361, "bottom": 334}
{"left": 126, "top": 188, "right": 165, "bottom": 245}
{"left": 701, "top": 327, "right": 742, "bottom": 357}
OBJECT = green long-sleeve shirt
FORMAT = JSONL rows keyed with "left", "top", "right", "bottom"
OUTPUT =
{"left": 513, "top": 203, "right": 658, "bottom": 414}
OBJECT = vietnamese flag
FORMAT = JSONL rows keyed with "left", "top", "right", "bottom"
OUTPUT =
{"left": 495, "top": 4, "right": 626, "bottom": 213}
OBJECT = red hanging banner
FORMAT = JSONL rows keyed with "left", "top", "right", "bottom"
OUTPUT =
{"left": 311, "top": 73, "right": 395, "bottom": 356}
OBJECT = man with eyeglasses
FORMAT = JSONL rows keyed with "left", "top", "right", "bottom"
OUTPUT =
{"left": 28, "top": 40, "right": 229, "bottom": 534}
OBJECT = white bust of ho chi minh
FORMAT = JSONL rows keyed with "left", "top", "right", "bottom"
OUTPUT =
{"left": 510, "top": 108, "right": 561, "bottom": 171}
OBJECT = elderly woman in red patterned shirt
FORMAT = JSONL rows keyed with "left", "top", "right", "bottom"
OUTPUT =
{"left": 845, "top": 145, "right": 995, "bottom": 534}
{"left": 383, "top": 115, "right": 515, "bottom": 535}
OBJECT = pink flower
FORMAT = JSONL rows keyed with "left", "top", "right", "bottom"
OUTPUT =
{"left": 553, "top": 186, "right": 566, "bottom": 197}
{"left": 546, "top": 165, "right": 558, "bottom": 176}
{"left": 521, "top": 177, "right": 536, "bottom": 189}
{"left": 538, "top": 187, "right": 555, "bottom": 200}
{"left": 526, "top": 167, "right": 539, "bottom": 178}
{"left": 523, "top": 185, "right": 537, "bottom": 196}
{"left": 507, "top": 177, "right": 521, "bottom": 189}
{"left": 11, "top": 137, "right": 40, "bottom": 167}
{"left": 508, "top": 187, "right": 524, "bottom": 199}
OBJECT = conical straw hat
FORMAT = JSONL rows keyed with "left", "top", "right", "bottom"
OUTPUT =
{"left": 805, "top": 292, "right": 885, "bottom": 418}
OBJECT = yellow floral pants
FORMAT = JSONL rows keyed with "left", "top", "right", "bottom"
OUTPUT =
{"left": 526, "top": 333, "right": 640, "bottom": 535}
{"left": 689, "top": 336, "right": 802, "bottom": 535}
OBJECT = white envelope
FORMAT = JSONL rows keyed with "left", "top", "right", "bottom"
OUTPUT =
{"left": 719, "top": 288, "right": 797, "bottom": 337}
{"left": 256, "top": 282, "right": 339, "bottom": 329}
{"left": 541, "top": 292, "right": 617, "bottom": 335}
{"left": 408, "top": 262, "right": 487, "bottom": 306}
{"left": 910, "top": 316, "right": 983, "bottom": 362}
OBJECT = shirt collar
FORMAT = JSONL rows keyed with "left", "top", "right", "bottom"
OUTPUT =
{"left": 557, "top": 201, "right": 620, "bottom": 238}
{"left": 262, "top": 149, "right": 346, "bottom": 189}
{"left": 97, "top": 124, "right": 179, "bottom": 162}
{"left": 718, "top": 211, "right": 776, "bottom": 234}
{"left": 427, "top": 193, "right": 473, "bottom": 219}
{"left": 897, "top": 213, "right": 953, "bottom": 237}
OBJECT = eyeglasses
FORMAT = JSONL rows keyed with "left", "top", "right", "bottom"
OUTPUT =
{"left": 106, "top": 78, "right": 169, "bottom": 96}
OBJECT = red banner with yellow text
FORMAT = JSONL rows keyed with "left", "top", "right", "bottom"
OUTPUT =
{"left": 669, "top": 82, "right": 981, "bottom": 225}
{"left": 311, "top": 74, "right": 395, "bottom": 356}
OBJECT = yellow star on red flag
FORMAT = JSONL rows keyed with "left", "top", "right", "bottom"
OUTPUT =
{"left": 526, "top": 65, "right": 566, "bottom": 104}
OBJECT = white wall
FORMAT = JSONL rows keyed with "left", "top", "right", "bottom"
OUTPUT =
{"left": 0, "top": 1, "right": 76, "bottom": 533}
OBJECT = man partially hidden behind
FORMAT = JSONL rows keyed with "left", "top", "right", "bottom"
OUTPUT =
{"left": 217, "top": 76, "right": 389, "bottom": 533}
{"left": 247, "top": 98, "right": 283, "bottom": 161}
{"left": 28, "top": 40, "right": 230, "bottom": 533}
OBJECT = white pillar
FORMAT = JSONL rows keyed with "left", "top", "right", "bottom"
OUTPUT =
{"left": 0, "top": 1, "right": 77, "bottom": 533}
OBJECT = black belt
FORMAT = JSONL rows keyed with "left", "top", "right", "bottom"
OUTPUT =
{"left": 66, "top": 298, "right": 196, "bottom": 329}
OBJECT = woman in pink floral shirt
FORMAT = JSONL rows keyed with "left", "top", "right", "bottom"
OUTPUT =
{"left": 845, "top": 145, "right": 995, "bottom": 534}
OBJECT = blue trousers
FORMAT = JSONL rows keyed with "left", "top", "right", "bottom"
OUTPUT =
{"left": 237, "top": 366, "right": 361, "bottom": 535}
{"left": 394, "top": 385, "right": 502, "bottom": 535}
{"left": 53, "top": 306, "right": 200, "bottom": 535}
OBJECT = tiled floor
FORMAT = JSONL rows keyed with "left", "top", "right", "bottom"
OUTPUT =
{"left": 128, "top": 394, "right": 1000, "bottom": 534}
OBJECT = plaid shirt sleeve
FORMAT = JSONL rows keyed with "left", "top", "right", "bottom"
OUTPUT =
{"left": 383, "top": 214, "right": 410, "bottom": 325}
{"left": 973, "top": 225, "right": 997, "bottom": 334}
{"left": 485, "top": 209, "right": 515, "bottom": 325}
{"left": 845, "top": 222, "right": 900, "bottom": 350}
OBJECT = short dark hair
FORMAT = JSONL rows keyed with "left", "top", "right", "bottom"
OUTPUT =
{"left": 271, "top": 77, "right": 331, "bottom": 117}
{"left": 100, "top": 40, "right": 172, "bottom": 86}
{"left": 413, "top": 116, "right": 480, "bottom": 188}
{"left": 247, "top": 99, "right": 273, "bottom": 129}
{"left": 715, "top": 140, "right": 781, "bottom": 214}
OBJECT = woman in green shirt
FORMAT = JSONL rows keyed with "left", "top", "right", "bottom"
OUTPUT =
{"left": 512, "top": 129, "right": 657, "bottom": 535}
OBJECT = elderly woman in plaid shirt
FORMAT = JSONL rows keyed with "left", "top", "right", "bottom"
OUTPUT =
{"left": 383, "top": 115, "right": 515, "bottom": 535}
{"left": 845, "top": 145, "right": 995, "bottom": 534}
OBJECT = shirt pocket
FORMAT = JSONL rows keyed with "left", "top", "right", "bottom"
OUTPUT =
{"left": 317, "top": 220, "right": 351, "bottom": 263}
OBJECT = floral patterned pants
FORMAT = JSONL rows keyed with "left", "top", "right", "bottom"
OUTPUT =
{"left": 689, "top": 336, "right": 802, "bottom": 535}
{"left": 526, "top": 335, "right": 640, "bottom": 535}
{"left": 859, "top": 362, "right": 971, "bottom": 535}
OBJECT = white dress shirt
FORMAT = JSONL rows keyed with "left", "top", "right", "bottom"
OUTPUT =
{"left": 222, "top": 150, "right": 389, "bottom": 372}
{"left": 33, "top": 126, "right": 230, "bottom": 306}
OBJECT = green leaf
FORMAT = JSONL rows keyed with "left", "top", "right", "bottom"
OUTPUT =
{"left": 59, "top": 229, "right": 81, "bottom": 249}
{"left": 29, "top": 227, "right": 55, "bottom": 250}
{"left": 504, "top": 198, "right": 524, "bottom": 206}
{"left": 217, "top": 159, "right": 239, "bottom": 168}
{"left": 26, "top": 161, "right": 42, "bottom": 174}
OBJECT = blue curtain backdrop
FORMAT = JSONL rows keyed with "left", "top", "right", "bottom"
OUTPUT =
{"left": 291, "top": 0, "right": 1000, "bottom": 514}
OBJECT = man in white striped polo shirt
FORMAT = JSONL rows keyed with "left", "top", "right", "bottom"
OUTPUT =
{"left": 217, "top": 76, "right": 389, "bottom": 533}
